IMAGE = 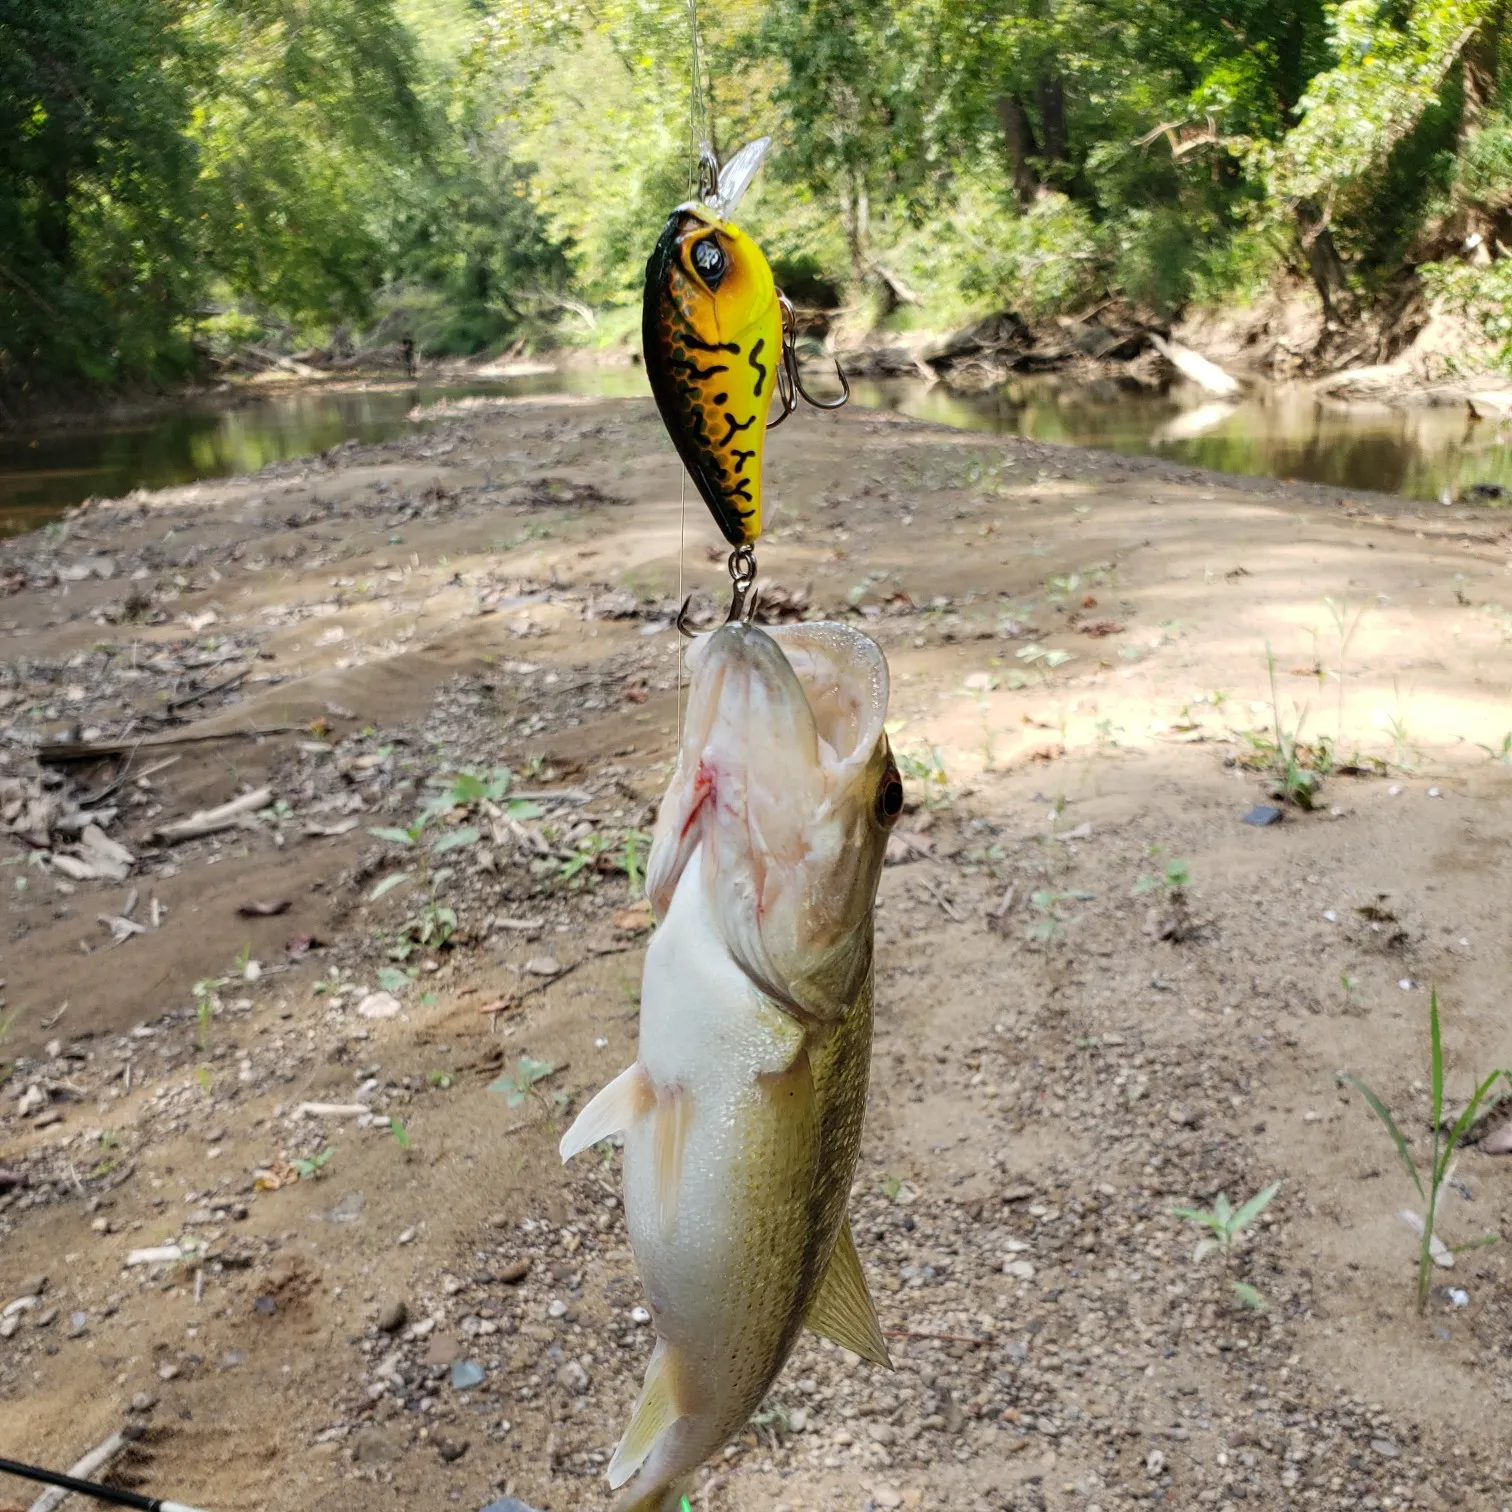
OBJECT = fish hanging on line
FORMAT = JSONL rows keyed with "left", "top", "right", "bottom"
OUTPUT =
{"left": 560, "top": 617, "right": 903, "bottom": 1512}
{"left": 643, "top": 138, "right": 848, "bottom": 553}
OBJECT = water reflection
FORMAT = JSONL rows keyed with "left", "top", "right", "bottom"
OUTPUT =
{"left": 848, "top": 377, "right": 1512, "bottom": 503}
{"left": 4, "top": 365, "right": 1510, "bottom": 534}
{"left": 0, "top": 370, "right": 650, "bottom": 535}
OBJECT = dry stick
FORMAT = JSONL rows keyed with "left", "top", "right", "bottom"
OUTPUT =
{"left": 919, "top": 876, "right": 965, "bottom": 923}
{"left": 22, "top": 1433, "right": 127, "bottom": 1512}
{"left": 153, "top": 787, "right": 272, "bottom": 842}
{"left": 39, "top": 726, "right": 301, "bottom": 765}
{"left": 165, "top": 665, "right": 252, "bottom": 713}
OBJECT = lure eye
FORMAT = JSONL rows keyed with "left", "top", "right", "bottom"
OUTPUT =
{"left": 876, "top": 765, "right": 905, "bottom": 827}
{"left": 691, "top": 236, "right": 728, "bottom": 288}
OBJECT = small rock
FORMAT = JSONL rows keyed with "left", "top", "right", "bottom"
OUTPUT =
{"left": 0, "top": 1315, "right": 18, "bottom": 1339}
{"left": 630, "top": 1305, "right": 651, "bottom": 1325}
{"left": 90, "top": 1217, "right": 110, "bottom": 1235}
{"left": 158, "top": 1362, "right": 180, "bottom": 1381}
{"left": 1003, "top": 1259, "right": 1035, "bottom": 1281}
{"left": 499, "top": 1258, "right": 530, "bottom": 1284}
{"left": 557, "top": 1359, "right": 590, "bottom": 1395}
{"left": 128, "top": 1392, "right": 157, "bottom": 1413}
{"left": 547, "top": 1299, "right": 568, "bottom": 1319}
{"left": 357, "top": 991, "right": 402, "bottom": 1020}
{"left": 434, "top": 1436, "right": 468, "bottom": 1464}
{"left": 377, "top": 1299, "right": 408, "bottom": 1334}
{"left": 478, "top": 1501, "right": 544, "bottom": 1512}
{"left": 1146, "top": 1448, "right": 1167, "bottom": 1476}
{"left": 397, "top": 1226, "right": 417, "bottom": 1246}
{"left": 524, "top": 956, "right": 561, "bottom": 977}
{"left": 36, "top": 1307, "right": 58, "bottom": 1328}
{"left": 328, "top": 1191, "right": 365, "bottom": 1223}
{"left": 451, "top": 1360, "right": 486, "bottom": 1390}
{"left": 874, "top": 1489, "right": 904, "bottom": 1510}
{"left": 354, "top": 1426, "right": 400, "bottom": 1464}
{"left": 1241, "top": 804, "right": 1283, "bottom": 827}
{"left": 66, "top": 1311, "right": 87, "bottom": 1337}
{"left": 1372, "top": 1437, "right": 1400, "bottom": 1458}
{"left": 424, "top": 1334, "right": 462, "bottom": 1366}
{"left": 17, "top": 1084, "right": 48, "bottom": 1117}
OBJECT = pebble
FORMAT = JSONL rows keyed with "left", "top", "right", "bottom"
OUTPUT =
{"left": 377, "top": 1299, "right": 408, "bottom": 1333}
{"left": 451, "top": 1360, "right": 486, "bottom": 1390}
{"left": 630, "top": 1305, "right": 651, "bottom": 1324}
{"left": 357, "top": 991, "right": 402, "bottom": 1020}
{"left": 478, "top": 1500, "right": 544, "bottom": 1512}
{"left": 873, "top": 1489, "right": 904, "bottom": 1509}
{"left": 397, "top": 1227, "right": 417, "bottom": 1246}
{"left": 66, "top": 1311, "right": 87, "bottom": 1337}
{"left": 524, "top": 956, "right": 561, "bottom": 976}
{"left": 1003, "top": 1259, "right": 1036, "bottom": 1280}
{"left": 158, "top": 1362, "right": 180, "bottom": 1381}
{"left": 128, "top": 1392, "right": 157, "bottom": 1413}
{"left": 547, "top": 1299, "right": 568, "bottom": 1318}
{"left": 499, "top": 1259, "right": 530, "bottom": 1284}
{"left": 557, "top": 1359, "right": 590, "bottom": 1394}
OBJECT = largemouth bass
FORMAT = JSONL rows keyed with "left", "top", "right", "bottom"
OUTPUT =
{"left": 561, "top": 619, "right": 903, "bottom": 1511}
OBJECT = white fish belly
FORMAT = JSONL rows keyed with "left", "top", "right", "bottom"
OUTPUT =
{"left": 625, "top": 844, "right": 816, "bottom": 1430}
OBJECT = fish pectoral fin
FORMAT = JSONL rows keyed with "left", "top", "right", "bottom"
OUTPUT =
{"left": 804, "top": 1216, "right": 892, "bottom": 1368}
{"left": 559, "top": 1063, "right": 653, "bottom": 1163}
{"left": 653, "top": 1084, "right": 693, "bottom": 1238}
{"left": 608, "top": 1340, "right": 685, "bottom": 1489}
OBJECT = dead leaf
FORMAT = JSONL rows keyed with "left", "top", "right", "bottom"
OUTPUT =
{"left": 613, "top": 899, "right": 653, "bottom": 932}
{"left": 1078, "top": 620, "right": 1125, "bottom": 638}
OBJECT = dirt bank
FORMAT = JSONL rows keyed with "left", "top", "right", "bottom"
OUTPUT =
{"left": 3, "top": 397, "right": 1512, "bottom": 1512}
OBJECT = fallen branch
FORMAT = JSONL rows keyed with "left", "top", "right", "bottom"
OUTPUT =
{"left": 24, "top": 1432, "right": 126, "bottom": 1512}
{"left": 165, "top": 665, "right": 251, "bottom": 714}
{"left": 39, "top": 727, "right": 301, "bottom": 765}
{"left": 153, "top": 788, "right": 272, "bottom": 842}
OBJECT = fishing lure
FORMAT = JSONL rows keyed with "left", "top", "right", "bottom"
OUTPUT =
{"left": 643, "top": 139, "right": 847, "bottom": 610}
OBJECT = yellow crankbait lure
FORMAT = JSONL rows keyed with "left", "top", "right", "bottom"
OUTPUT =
{"left": 643, "top": 200, "right": 781, "bottom": 548}
{"left": 644, "top": 138, "right": 848, "bottom": 575}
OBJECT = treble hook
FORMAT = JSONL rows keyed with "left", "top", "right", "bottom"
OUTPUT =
{"left": 766, "top": 291, "right": 849, "bottom": 430}
{"left": 676, "top": 545, "right": 759, "bottom": 637}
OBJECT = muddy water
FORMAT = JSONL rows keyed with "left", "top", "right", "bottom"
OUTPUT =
{"left": 5, "top": 367, "right": 1509, "bottom": 532}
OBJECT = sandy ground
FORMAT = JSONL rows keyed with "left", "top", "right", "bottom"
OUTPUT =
{"left": 4, "top": 396, "right": 1512, "bottom": 1512}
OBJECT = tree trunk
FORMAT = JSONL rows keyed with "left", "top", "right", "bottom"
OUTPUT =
{"left": 1462, "top": 0, "right": 1504, "bottom": 137}
{"left": 1296, "top": 202, "right": 1352, "bottom": 323}
{"left": 1036, "top": 76, "right": 1067, "bottom": 163}
{"left": 996, "top": 94, "right": 1040, "bottom": 206}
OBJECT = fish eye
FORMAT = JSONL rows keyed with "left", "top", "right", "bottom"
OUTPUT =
{"left": 691, "top": 236, "right": 727, "bottom": 287}
{"left": 876, "top": 766, "right": 905, "bottom": 826}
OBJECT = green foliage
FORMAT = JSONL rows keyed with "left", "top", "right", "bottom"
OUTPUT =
{"left": 13, "top": 0, "right": 1512, "bottom": 389}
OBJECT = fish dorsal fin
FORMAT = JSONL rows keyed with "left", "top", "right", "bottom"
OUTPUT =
{"left": 804, "top": 1216, "right": 892, "bottom": 1367}
{"left": 608, "top": 1340, "right": 684, "bottom": 1488}
{"left": 559, "top": 1063, "right": 653, "bottom": 1163}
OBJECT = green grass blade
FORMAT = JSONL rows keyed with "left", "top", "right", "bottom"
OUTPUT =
{"left": 1429, "top": 988, "right": 1443, "bottom": 1126}
{"left": 1231, "top": 1181, "right": 1281, "bottom": 1234}
{"left": 1342, "top": 1075, "right": 1425, "bottom": 1201}
{"left": 1170, "top": 1206, "right": 1224, "bottom": 1234}
{"left": 1439, "top": 1070, "right": 1504, "bottom": 1183}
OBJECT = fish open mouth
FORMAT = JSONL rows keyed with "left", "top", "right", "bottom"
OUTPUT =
{"left": 646, "top": 620, "right": 890, "bottom": 1013}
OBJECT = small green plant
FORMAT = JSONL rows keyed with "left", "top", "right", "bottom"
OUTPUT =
{"left": 895, "top": 743, "right": 948, "bottom": 794}
{"left": 1342, "top": 989, "right": 1502, "bottom": 1315}
{"left": 390, "top": 1118, "right": 412, "bottom": 1153}
{"left": 1135, "top": 856, "right": 1194, "bottom": 940}
{"left": 1324, "top": 596, "right": 1368, "bottom": 751}
{"left": 1026, "top": 887, "right": 1089, "bottom": 946}
{"left": 195, "top": 1065, "right": 213, "bottom": 1097}
{"left": 489, "top": 1054, "right": 558, "bottom": 1107}
{"left": 426, "top": 1070, "right": 454, "bottom": 1089}
{"left": 1173, "top": 1183, "right": 1280, "bottom": 1260}
{"left": 192, "top": 980, "right": 217, "bottom": 1051}
{"left": 1340, "top": 971, "right": 1360, "bottom": 1012}
{"left": 1477, "top": 732, "right": 1512, "bottom": 764}
{"left": 292, "top": 1147, "right": 333, "bottom": 1180}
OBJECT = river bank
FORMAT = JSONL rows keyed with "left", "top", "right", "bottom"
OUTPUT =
{"left": 4, "top": 398, "right": 1512, "bottom": 1512}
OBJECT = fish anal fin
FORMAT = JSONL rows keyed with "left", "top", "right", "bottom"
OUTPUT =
{"left": 653, "top": 1084, "right": 693, "bottom": 1239}
{"left": 805, "top": 1216, "right": 892, "bottom": 1368}
{"left": 608, "top": 1340, "right": 686, "bottom": 1489}
{"left": 559, "top": 1063, "right": 653, "bottom": 1163}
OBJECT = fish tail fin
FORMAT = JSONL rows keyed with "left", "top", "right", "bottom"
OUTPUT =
{"left": 608, "top": 1340, "right": 694, "bottom": 1497}
{"left": 612, "top": 1479, "right": 693, "bottom": 1512}
{"left": 559, "top": 1062, "right": 653, "bottom": 1163}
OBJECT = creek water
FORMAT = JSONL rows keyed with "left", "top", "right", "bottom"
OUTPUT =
{"left": 3, "top": 367, "right": 1509, "bottom": 535}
